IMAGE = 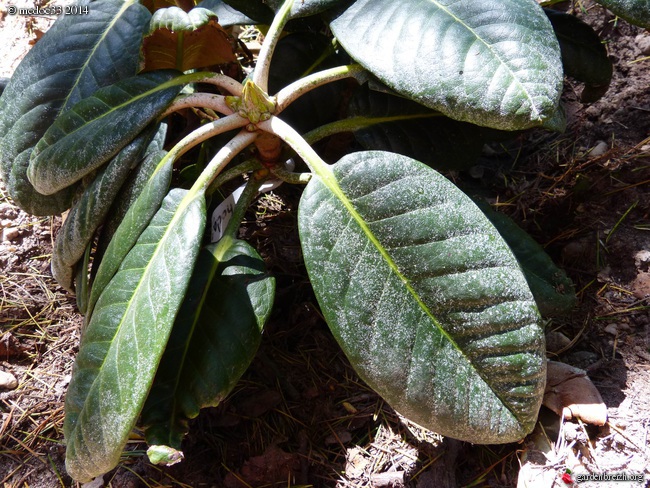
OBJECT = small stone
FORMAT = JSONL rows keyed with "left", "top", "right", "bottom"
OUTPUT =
{"left": 2, "top": 227, "right": 20, "bottom": 242}
{"left": 81, "top": 475, "right": 105, "bottom": 488}
{"left": 635, "top": 250, "right": 650, "bottom": 268}
{"left": 0, "top": 203, "right": 17, "bottom": 219}
{"left": 604, "top": 323, "right": 619, "bottom": 335}
{"left": 589, "top": 140, "right": 609, "bottom": 158}
{"left": 546, "top": 330, "right": 572, "bottom": 353}
{"left": 636, "top": 34, "right": 650, "bottom": 55}
{"left": 0, "top": 370, "right": 18, "bottom": 390}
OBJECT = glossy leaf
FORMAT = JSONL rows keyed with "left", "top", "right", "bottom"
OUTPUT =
{"left": 348, "top": 84, "right": 485, "bottom": 170}
{"left": 197, "top": 0, "right": 259, "bottom": 26}
{"left": 86, "top": 149, "right": 173, "bottom": 322}
{"left": 299, "top": 151, "right": 546, "bottom": 443}
{"left": 64, "top": 188, "right": 206, "bottom": 482}
{"left": 265, "top": 0, "right": 347, "bottom": 18}
{"left": 269, "top": 32, "right": 350, "bottom": 133}
{"left": 142, "top": 7, "right": 236, "bottom": 72}
{"left": 219, "top": 0, "right": 274, "bottom": 23}
{"left": 594, "top": 0, "right": 650, "bottom": 28}
{"left": 28, "top": 70, "right": 181, "bottom": 196}
{"left": 545, "top": 10, "right": 613, "bottom": 103}
{"left": 52, "top": 128, "right": 158, "bottom": 292}
{"left": 91, "top": 123, "right": 169, "bottom": 274}
{"left": 142, "top": 238, "right": 274, "bottom": 455}
{"left": 330, "top": 0, "right": 563, "bottom": 130}
{"left": 473, "top": 200, "right": 576, "bottom": 317}
{"left": 0, "top": 0, "right": 150, "bottom": 215}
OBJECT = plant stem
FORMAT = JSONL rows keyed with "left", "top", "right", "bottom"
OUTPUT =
{"left": 303, "top": 113, "right": 442, "bottom": 144}
{"left": 252, "top": 0, "right": 295, "bottom": 93}
{"left": 221, "top": 175, "right": 264, "bottom": 241}
{"left": 258, "top": 116, "right": 333, "bottom": 182}
{"left": 197, "top": 74, "right": 245, "bottom": 96}
{"left": 160, "top": 71, "right": 242, "bottom": 94}
{"left": 275, "top": 64, "right": 366, "bottom": 112}
{"left": 161, "top": 93, "right": 234, "bottom": 118}
{"left": 207, "top": 159, "right": 263, "bottom": 196}
{"left": 192, "top": 130, "right": 259, "bottom": 194}
{"left": 165, "top": 113, "right": 248, "bottom": 162}
{"left": 271, "top": 166, "right": 312, "bottom": 184}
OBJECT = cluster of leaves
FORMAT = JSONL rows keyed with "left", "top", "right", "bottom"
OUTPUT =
{"left": 0, "top": 0, "right": 647, "bottom": 483}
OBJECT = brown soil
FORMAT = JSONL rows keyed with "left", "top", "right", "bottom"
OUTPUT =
{"left": 1, "top": 2, "right": 649, "bottom": 488}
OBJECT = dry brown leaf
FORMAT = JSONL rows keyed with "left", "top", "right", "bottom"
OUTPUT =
{"left": 543, "top": 360, "right": 608, "bottom": 426}
{"left": 141, "top": 17, "right": 235, "bottom": 72}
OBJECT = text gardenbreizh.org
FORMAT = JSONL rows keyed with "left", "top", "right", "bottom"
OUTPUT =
{"left": 575, "top": 473, "right": 645, "bottom": 484}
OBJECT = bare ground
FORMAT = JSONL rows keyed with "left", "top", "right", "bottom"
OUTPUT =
{"left": 1, "top": 2, "right": 649, "bottom": 487}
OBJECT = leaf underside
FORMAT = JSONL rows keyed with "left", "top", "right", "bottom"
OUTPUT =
{"left": 142, "top": 238, "right": 274, "bottom": 452}
{"left": 330, "top": 0, "right": 563, "bottom": 130}
{"left": 299, "top": 151, "right": 546, "bottom": 444}
{"left": 142, "top": 7, "right": 236, "bottom": 72}
{"left": 64, "top": 188, "right": 206, "bottom": 482}
{"left": 0, "top": 0, "right": 150, "bottom": 215}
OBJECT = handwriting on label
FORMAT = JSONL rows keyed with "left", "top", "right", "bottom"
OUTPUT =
{"left": 211, "top": 186, "right": 244, "bottom": 243}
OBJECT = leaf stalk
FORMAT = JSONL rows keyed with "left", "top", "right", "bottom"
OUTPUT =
{"left": 161, "top": 93, "right": 234, "bottom": 118}
{"left": 252, "top": 0, "right": 295, "bottom": 92}
{"left": 275, "top": 64, "right": 366, "bottom": 111}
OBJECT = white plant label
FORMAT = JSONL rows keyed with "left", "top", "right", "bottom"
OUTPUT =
{"left": 211, "top": 185, "right": 244, "bottom": 243}
{"left": 210, "top": 159, "right": 295, "bottom": 243}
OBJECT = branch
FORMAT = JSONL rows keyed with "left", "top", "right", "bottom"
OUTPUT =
{"left": 275, "top": 64, "right": 367, "bottom": 112}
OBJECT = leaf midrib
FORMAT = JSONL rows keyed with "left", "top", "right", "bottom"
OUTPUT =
{"left": 72, "top": 189, "right": 202, "bottom": 439}
{"left": 313, "top": 163, "right": 526, "bottom": 423}
{"left": 428, "top": 0, "right": 542, "bottom": 120}
{"left": 61, "top": 0, "right": 137, "bottom": 113}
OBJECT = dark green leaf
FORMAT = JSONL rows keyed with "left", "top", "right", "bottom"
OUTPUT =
{"left": 269, "top": 32, "right": 350, "bottom": 133}
{"left": 142, "top": 238, "right": 274, "bottom": 454}
{"left": 91, "top": 123, "right": 169, "bottom": 275}
{"left": 75, "top": 244, "right": 92, "bottom": 315}
{"left": 299, "top": 151, "right": 545, "bottom": 443}
{"left": 473, "top": 200, "right": 576, "bottom": 317}
{"left": 545, "top": 9, "right": 613, "bottom": 103}
{"left": 594, "top": 0, "right": 650, "bottom": 28}
{"left": 330, "top": 0, "right": 563, "bottom": 130}
{"left": 265, "top": 0, "right": 348, "bottom": 18}
{"left": 52, "top": 127, "right": 158, "bottom": 292}
{"left": 64, "top": 188, "right": 206, "bottom": 482}
{"left": 0, "top": 0, "right": 150, "bottom": 215}
{"left": 197, "top": 0, "right": 258, "bottom": 25}
{"left": 27, "top": 70, "right": 182, "bottom": 196}
{"left": 220, "top": 0, "right": 274, "bottom": 23}
{"left": 348, "top": 84, "right": 485, "bottom": 170}
{"left": 216, "top": 0, "right": 345, "bottom": 22}
{"left": 86, "top": 149, "right": 173, "bottom": 321}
